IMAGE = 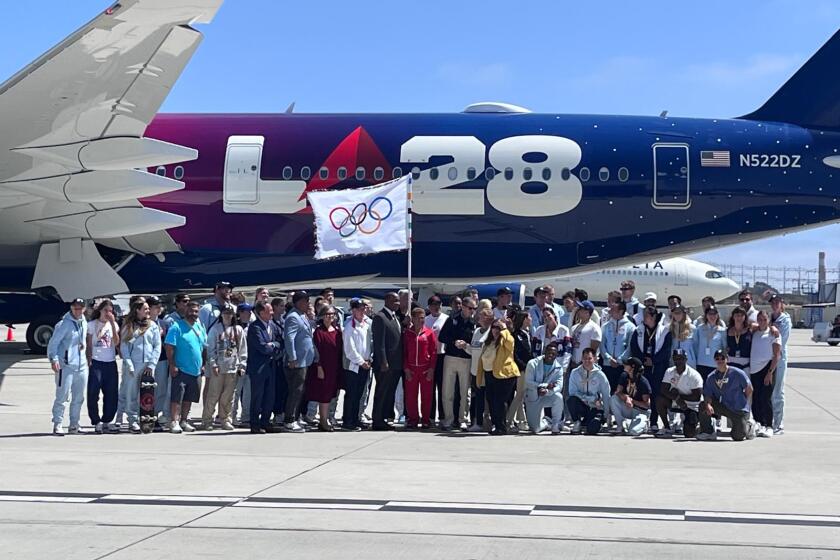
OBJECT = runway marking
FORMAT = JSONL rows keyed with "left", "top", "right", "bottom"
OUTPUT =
{"left": 1, "top": 490, "right": 839, "bottom": 528}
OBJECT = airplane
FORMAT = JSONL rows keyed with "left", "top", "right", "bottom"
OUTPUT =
{"left": 466, "top": 257, "right": 740, "bottom": 310}
{"left": 1, "top": 0, "right": 839, "bottom": 354}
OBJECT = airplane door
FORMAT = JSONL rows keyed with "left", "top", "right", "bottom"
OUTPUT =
{"left": 652, "top": 143, "right": 690, "bottom": 208}
{"left": 674, "top": 261, "right": 689, "bottom": 286}
{"left": 224, "top": 137, "right": 262, "bottom": 204}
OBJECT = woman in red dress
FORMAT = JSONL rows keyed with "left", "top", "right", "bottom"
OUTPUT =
{"left": 306, "top": 306, "right": 343, "bottom": 431}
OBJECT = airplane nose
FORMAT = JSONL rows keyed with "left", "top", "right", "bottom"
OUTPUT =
{"left": 726, "top": 278, "right": 740, "bottom": 293}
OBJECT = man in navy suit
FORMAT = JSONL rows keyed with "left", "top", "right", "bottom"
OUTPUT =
{"left": 247, "top": 301, "right": 282, "bottom": 434}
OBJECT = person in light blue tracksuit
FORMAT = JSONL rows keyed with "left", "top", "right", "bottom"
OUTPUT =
{"left": 48, "top": 299, "right": 88, "bottom": 435}
{"left": 600, "top": 302, "right": 634, "bottom": 392}
{"left": 769, "top": 294, "right": 791, "bottom": 434}
{"left": 119, "top": 299, "right": 162, "bottom": 433}
{"left": 523, "top": 344, "right": 565, "bottom": 434}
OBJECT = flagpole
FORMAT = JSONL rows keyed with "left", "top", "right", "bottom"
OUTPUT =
{"left": 407, "top": 176, "right": 413, "bottom": 305}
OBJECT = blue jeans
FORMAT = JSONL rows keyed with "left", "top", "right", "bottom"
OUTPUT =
{"left": 233, "top": 373, "right": 251, "bottom": 424}
{"left": 525, "top": 394, "right": 564, "bottom": 432}
{"left": 119, "top": 360, "right": 143, "bottom": 424}
{"left": 53, "top": 364, "right": 88, "bottom": 426}
{"left": 771, "top": 355, "right": 787, "bottom": 430}
{"left": 154, "top": 360, "right": 171, "bottom": 423}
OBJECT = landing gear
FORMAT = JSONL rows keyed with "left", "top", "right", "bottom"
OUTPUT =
{"left": 26, "top": 318, "right": 55, "bottom": 354}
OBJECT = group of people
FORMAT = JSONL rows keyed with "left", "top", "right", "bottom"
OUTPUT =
{"left": 47, "top": 279, "right": 791, "bottom": 441}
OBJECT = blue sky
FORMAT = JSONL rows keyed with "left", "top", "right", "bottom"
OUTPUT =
{"left": 1, "top": 1, "right": 839, "bottom": 268}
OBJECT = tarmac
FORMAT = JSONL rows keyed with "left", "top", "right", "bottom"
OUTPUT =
{"left": 0, "top": 327, "right": 839, "bottom": 559}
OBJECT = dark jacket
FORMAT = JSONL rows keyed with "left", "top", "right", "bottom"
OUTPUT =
{"left": 246, "top": 319, "right": 281, "bottom": 377}
{"left": 438, "top": 313, "right": 476, "bottom": 360}
{"left": 512, "top": 329, "right": 532, "bottom": 372}
{"left": 372, "top": 307, "right": 403, "bottom": 371}
{"left": 630, "top": 316, "right": 672, "bottom": 379}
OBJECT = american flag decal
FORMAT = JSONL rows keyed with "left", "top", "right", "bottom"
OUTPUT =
{"left": 700, "top": 150, "right": 731, "bottom": 167}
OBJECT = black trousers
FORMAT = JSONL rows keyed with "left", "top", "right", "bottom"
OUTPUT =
{"left": 697, "top": 365, "right": 715, "bottom": 382}
{"left": 470, "top": 375, "right": 486, "bottom": 426}
{"left": 272, "top": 364, "right": 288, "bottom": 418}
{"left": 429, "top": 356, "right": 446, "bottom": 422}
{"left": 484, "top": 373, "right": 515, "bottom": 433}
{"left": 372, "top": 367, "right": 400, "bottom": 426}
{"left": 751, "top": 363, "right": 774, "bottom": 427}
{"left": 87, "top": 359, "right": 119, "bottom": 425}
{"left": 249, "top": 368, "right": 276, "bottom": 429}
{"left": 342, "top": 367, "right": 369, "bottom": 429}
{"left": 643, "top": 365, "right": 666, "bottom": 427}
{"left": 567, "top": 396, "right": 604, "bottom": 434}
{"left": 602, "top": 365, "right": 623, "bottom": 394}
{"left": 654, "top": 394, "right": 698, "bottom": 437}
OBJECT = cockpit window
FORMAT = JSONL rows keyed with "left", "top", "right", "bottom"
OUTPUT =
{"left": 705, "top": 270, "right": 724, "bottom": 279}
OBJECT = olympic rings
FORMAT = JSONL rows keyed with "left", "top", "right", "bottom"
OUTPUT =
{"left": 328, "top": 196, "right": 393, "bottom": 237}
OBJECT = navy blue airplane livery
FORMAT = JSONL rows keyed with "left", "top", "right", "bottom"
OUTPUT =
{"left": 0, "top": 1, "right": 837, "bottom": 349}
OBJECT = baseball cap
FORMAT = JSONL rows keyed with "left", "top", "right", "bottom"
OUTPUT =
{"left": 644, "top": 292, "right": 657, "bottom": 302}
{"left": 672, "top": 348, "right": 688, "bottom": 358}
{"left": 221, "top": 304, "right": 235, "bottom": 314}
{"left": 69, "top": 298, "right": 85, "bottom": 306}
{"left": 671, "top": 304, "right": 687, "bottom": 313}
{"left": 146, "top": 295, "right": 161, "bottom": 307}
{"left": 623, "top": 357, "right": 643, "bottom": 369}
{"left": 713, "top": 349, "right": 727, "bottom": 359}
{"left": 576, "top": 300, "right": 595, "bottom": 311}
{"left": 215, "top": 281, "right": 233, "bottom": 290}
{"left": 292, "top": 290, "right": 310, "bottom": 303}
{"left": 237, "top": 303, "right": 253, "bottom": 313}
{"left": 496, "top": 286, "right": 513, "bottom": 295}
{"left": 768, "top": 293, "right": 784, "bottom": 303}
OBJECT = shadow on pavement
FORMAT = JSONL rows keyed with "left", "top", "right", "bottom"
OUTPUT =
{"left": 789, "top": 361, "right": 840, "bottom": 371}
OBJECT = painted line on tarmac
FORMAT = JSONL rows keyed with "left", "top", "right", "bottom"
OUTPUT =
{"left": 2, "top": 490, "right": 839, "bottom": 528}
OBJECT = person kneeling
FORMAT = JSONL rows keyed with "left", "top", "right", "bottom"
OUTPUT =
{"left": 610, "top": 357, "right": 651, "bottom": 436}
{"left": 697, "top": 349, "right": 754, "bottom": 441}
{"left": 567, "top": 348, "right": 610, "bottom": 435}
{"left": 655, "top": 349, "right": 702, "bottom": 438}
{"left": 524, "top": 343, "right": 566, "bottom": 434}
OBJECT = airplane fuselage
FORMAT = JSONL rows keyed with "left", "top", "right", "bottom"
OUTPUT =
{"left": 2, "top": 112, "right": 838, "bottom": 294}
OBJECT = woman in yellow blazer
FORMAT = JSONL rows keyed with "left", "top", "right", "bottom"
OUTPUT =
{"left": 478, "top": 320, "right": 520, "bottom": 435}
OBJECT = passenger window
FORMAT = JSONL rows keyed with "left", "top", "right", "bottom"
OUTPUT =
{"left": 282, "top": 166, "right": 293, "bottom": 180}
{"left": 561, "top": 168, "right": 571, "bottom": 181}
{"left": 337, "top": 167, "right": 347, "bottom": 180}
{"left": 579, "top": 167, "right": 590, "bottom": 182}
{"left": 485, "top": 168, "right": 496, "bottom": 180}
{"left": 504, "top": 167, "right": 514, "bottom": 180}
{"left": 301, "top": 166, "right": 311, "bottom": 180}
{"left": 429, "top": 167, "right": 439, "bottom": 180}
{"left": 319, "top": 167, "right": 329, "bottom": 180}
{"left": 356, "top": 167, "right": 366, "bottom": 180}
{"left": 374, "top": 167, "right": 384, "bottom": 181}
{"left": 523, "top": 167, "right": 533, "bottom": 181}
{"left": 542, "top": 167, "right": 551, "bottom": 181}
{"left": 599, "top": 167, "right": 610, "bottom": 182}
{"left": 448, "top": 167, "right": 458, "bottom": 181}
{"left": 174, "top": 166, "right": 184, "bottom": 180}
{"left": 618, "top": 167, "right": 630, "bottom": 182}
{"left": 467, "top": 167, "right": 477, "bottom": 180}
{"left": 393, "top": 167, "right": 403, "bottom": 179}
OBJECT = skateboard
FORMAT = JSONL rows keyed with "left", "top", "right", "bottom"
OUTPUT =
{"left": 139, "top": 369, "right": 157, "bottom": 434}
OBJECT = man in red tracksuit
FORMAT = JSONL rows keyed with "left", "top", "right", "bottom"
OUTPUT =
{"left": 403, "top": 307, "right": 438, "bottom": 429}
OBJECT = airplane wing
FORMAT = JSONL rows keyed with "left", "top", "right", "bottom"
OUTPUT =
{"left": 0, "top": 0, "right": 223, "bottom": 299}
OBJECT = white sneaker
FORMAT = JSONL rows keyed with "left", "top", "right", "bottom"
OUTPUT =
{"left": 773, "top": 427, "right": 784, "bottom": 436}
{"left": 170, "top": 421, "right": 182, "bottom": 434}
{"left": 68, "top": 425, "right": 80, "bottom": 435}
{"left": 106, "top": 423, "right": 120, "bottom": 433}
{"left": 459, "top": 422, "right": 469, "bottom": 431}
{"left": 571, "top": 421, "right": 581, "bottom": 434}
{"left": 221, "top": 421, "right": 235, "bottom": 431}
{"left": 467, "top": 424, "right": 483, "bottom": 432}
{"left": 284, "top": 422, "right": 305, "bottom": 433}
{"left": 94, "top": 422, "right": 104, "bottom": 434}
{"left": 758, "top": 425, "right": 773, "bottom": 438}
{"left": 129, "top": 422, "right": 141, "bottom": 433}
{"left": 180, "top": 421, "right": 196, "bottom": 433}
{"left": 53, "top": 423, "right": 65, "bottom": 436}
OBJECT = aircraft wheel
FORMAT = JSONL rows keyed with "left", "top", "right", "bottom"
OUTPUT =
{"left": 26, "top": 319, "right": 55, "bottom": 355}
{"left": 828, "top": 341, "right": 839, "bottom": 347}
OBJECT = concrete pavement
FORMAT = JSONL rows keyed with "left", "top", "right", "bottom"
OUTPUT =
{"left": 1, "top": 329, "right": 839, "bottom": 559}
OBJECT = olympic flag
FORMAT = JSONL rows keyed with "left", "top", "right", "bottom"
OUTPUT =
{"left": 307, "top": 176, "right": 410, "bottom": 260}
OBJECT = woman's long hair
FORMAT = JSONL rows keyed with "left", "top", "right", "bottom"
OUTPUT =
{"left": 511, "top": 310, "right": 528, "bottom": 334}
{"left": 484, "top": 321, "right": 506, "bottom": 348}
{"left": 728, "top": 306, "right": 748, "bottom": 330}
{"left": 91, "top": 299, "right": 113, "bottom": 321}
{"left": 669, "top": 309, "right": 692, "bottom": 341}
{"left": 122, "top": 299, "right": 150, "bottom": 339}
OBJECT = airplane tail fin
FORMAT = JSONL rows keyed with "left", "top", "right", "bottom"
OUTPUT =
{"left": 740, "top": 29, "right": 840, "bottom": 129}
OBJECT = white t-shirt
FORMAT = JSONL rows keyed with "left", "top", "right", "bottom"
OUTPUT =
{"left": 425, "top": 312, "right": 449, "bottom": 354}
{"left": 88, "top": 320, "right": 117, "bottom": 362}
{"left": 570, "top": 320, "right": 602, "bottom": 363}
{"left": 661, "top": 365, "right": 703, "bottom": 411}
{"left": 750, "top": 327, "right": 781, "bottom": 373}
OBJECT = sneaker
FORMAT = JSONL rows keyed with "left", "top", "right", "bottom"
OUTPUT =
{"left": 571, "top": 421, "right": 581, "bottom": 435}
{"left": 200, "top": 422, "right": 214, "bottom": 431}
{"left": 757, "top": 426, "right": 771, "bottom": 438}
{"left": 302, "top": 415, "right": 319, "bottom": 427}
{"left": 221, "top": 421, "right": 235, "bottom": 431}
{"left": 551, "top": 425, "right": 562, "bottom": 435}
{"left": 180, "top": 421, "right": 196, "bottom": 433}
{"left": 68, "top": 425, "right": 80, "bottom": 435}
{"left": 129, "top": 422, "right": 141, "bottom": 434}
{"left": 106, "top": 423, "right": 120, "bottom": 434}
{"left": 53, "top": 423, "right": 65, "bottom": 436}
{"left": 94, "top": 422, "right": 104, "bottom": 434}
{"left": 467, "top": 424, "right": 483, "bottom": 433}
{"left": 170, "top": 421, "right": 182, "bottom": 434}
{"left": 459, "top": 422, "right": 469, "bottom": 431}
{"left": 508, "top": 424, "right": 520, "bottom": 434}
{"left": 284, "top": 422, "right": 305, "bottom": 433}
{"left": 696, "top": 431, "right": 717, "bottom": 441}
{"left": 341, "top": 425, "right": 362, "bottom": 432}
{"left": 746, "top": 422, "right": 757, "bottom": 440}
{"left": 773, "top": 427, "right": 784, "bottom": 436}
{"left": 610, "top": 425, "right": 624, "bottom": 435}
{"left": 655, "top": 428, "right": 674, "bottom": 439}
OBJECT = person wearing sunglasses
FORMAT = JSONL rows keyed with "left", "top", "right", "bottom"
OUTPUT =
{"left": 438, "top": 297, "right": 477, "bottom": 430}
{"left": 478, "top": 320, "right": 519, "bottom": 435}
{"left": 697, "top": 349, "right": 754, "bottom": 441}
{"left": 737, "top": 290, "right": 759, "bottom": 324}
{"left": 692, "top": 306, "right": 727, "bottom": 382}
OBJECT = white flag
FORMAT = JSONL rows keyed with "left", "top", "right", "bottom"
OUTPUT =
{"left": 308, "top": 176, "right": 409, "bottom": 260}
